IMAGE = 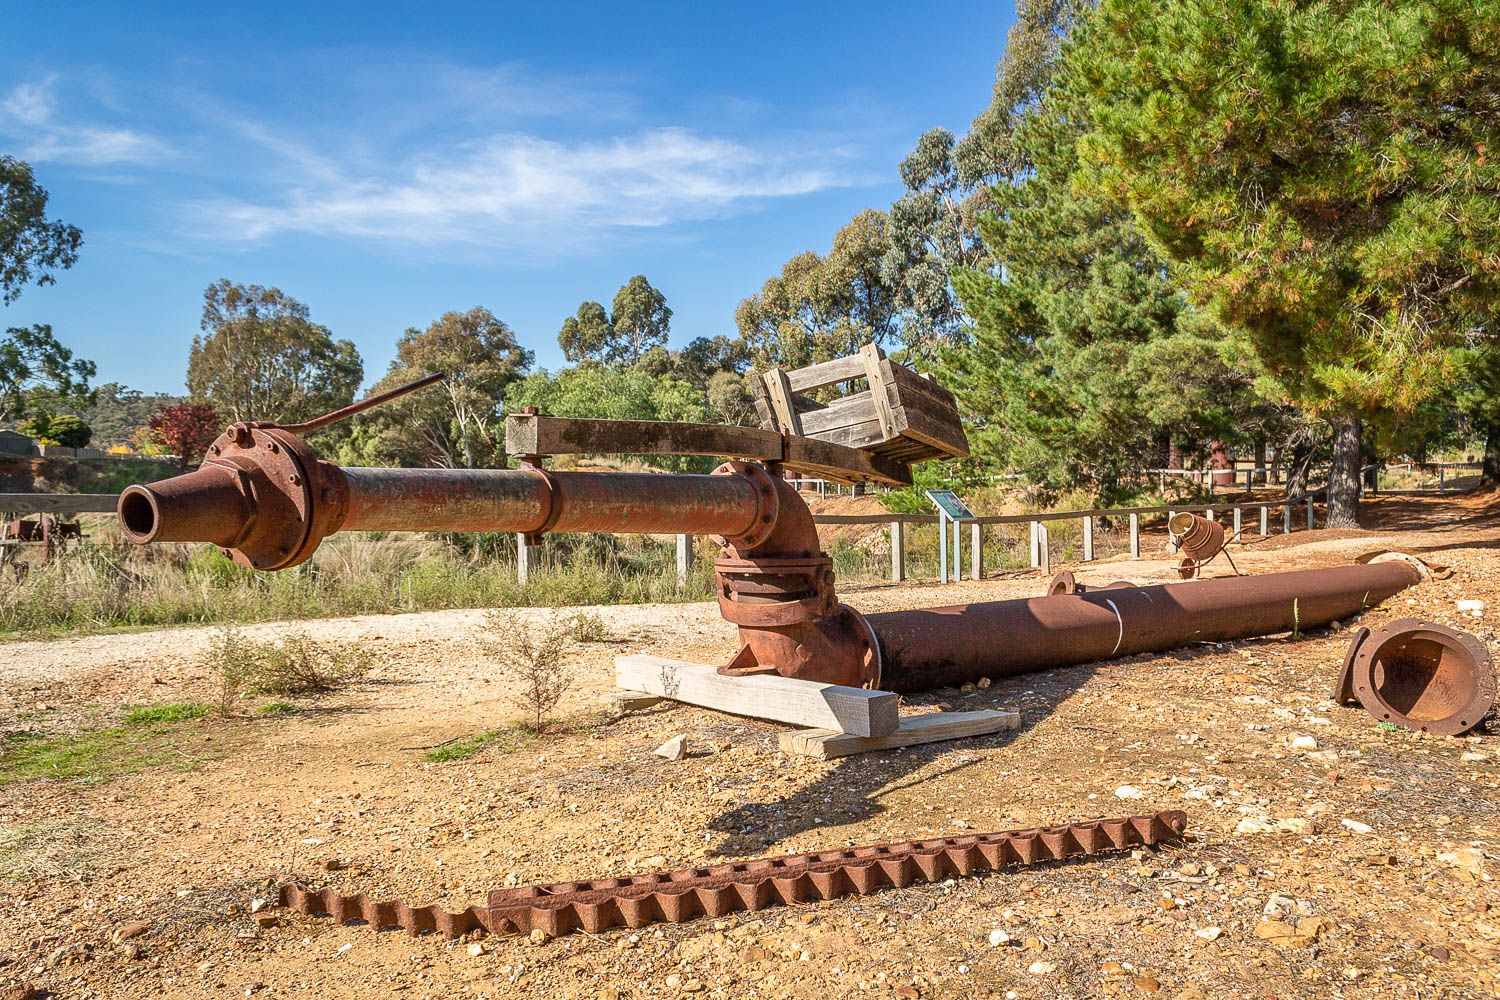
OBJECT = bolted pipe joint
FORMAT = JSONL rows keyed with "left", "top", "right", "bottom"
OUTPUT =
{"left": 710, "top": 462, "right": 879, "bottom": 688}
{"left": 118, "top": 424, "right": 349, "bottom": 571}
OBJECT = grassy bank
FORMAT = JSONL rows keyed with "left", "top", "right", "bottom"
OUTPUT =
{"left": 0, "top": 521, "right": 716, "bottom": 638}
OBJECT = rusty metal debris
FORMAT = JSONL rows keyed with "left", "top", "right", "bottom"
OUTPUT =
{"left": 1045, "top": 571, "right": 1133, "bottom": 596}
{"left": 1169, "top": 512, "right": 1235, "bottom": 579}
{"left": 277, "top": 811, "right": 1187, "bottom": 939}
{"left": 1342, "top": 618, "right": 1496, "bottom": 736}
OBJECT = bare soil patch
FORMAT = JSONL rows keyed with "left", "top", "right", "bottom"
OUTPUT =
{"left": 1, "top": 492, "right": 1497, "bottom": 998}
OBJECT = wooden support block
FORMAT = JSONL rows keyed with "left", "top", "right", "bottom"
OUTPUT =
{"left": 778, "top": 709, "right": 1021, "bottom": 759}
{"left": 614, "top": 655, "right": 899, "bottom": 737}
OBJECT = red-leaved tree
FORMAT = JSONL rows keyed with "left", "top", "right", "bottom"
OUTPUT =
{"left": 147, "top": 402, "right": 221, "bottom": 469}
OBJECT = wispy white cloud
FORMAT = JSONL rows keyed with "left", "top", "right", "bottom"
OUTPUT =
{"left": 192, "top": 126, "right": 851, "bottom": 247}
{"left": 0, "top": 77, "right": 172, "bottom": 166}
{"left": 2, "top": 59, "right": 865, "bottom": 255}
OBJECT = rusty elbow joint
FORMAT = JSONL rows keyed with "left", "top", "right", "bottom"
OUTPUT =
{"left": 117, "top": 425, "right": 346, "bottom": 571}
{"left": 711, "top": 463, "right": 880, "bottom": 688}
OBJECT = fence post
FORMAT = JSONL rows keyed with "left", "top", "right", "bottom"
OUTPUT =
{"left": 1283, "top": 505, "right": 1292, "bottom": 534}
{"left": 516, "top": 533, "right": 540, "bottom": 583}
{"left": 970, "top": 522, "right": 983, "bottom": 581}
{"left": 1439, "top": 466, "right": 1446, "bottom": 491}
{"left": 1206, "top": 508, "right": 1216, "bottom": 522}
{"left": 676, "top": 533, "right": 690, "bottom": 584}
{"left": 1259, "top": 505, "right": 1268, "bottom": 536}
{"left": 1166, "top": 510, "right": 1178, "bottom": 553}
{"left": 938, "top": 513, "right": 949, "bottom": 584}
{"left": 1030, "top": 520, "right": 1040, "bottom": 567}
{"left": 1307, "top": 499, "right": 1315, "bottom": 530}
{"left": 890, "top": 520, "right": 905, "bottom": 582}
{"left": 1129, "top": 512, "right": 1140, "bottom": 558}
{"left": 1232, "top": 507, "right": 1242, "bottom": 539}
{"left": 1082, "top": 515, "right": 1094, "bottom": 561}
{"left": 951, "top": 519, "right": 962, "bottom": 581}
{"left": 1037, "top": 523, "right": 1051, "bottom": 577}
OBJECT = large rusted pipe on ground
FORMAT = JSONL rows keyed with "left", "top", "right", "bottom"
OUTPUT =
{"left": 867, "top": 561, "right": 1423, "bottom": 693}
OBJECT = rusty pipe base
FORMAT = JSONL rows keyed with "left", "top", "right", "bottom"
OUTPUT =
{"left": 1346, "top": 618, "right": 1496, "bottom": 736}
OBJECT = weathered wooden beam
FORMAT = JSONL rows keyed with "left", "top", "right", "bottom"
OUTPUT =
{"left": 503, "top": 413, "right": 912, "bottom": 486}
{"left": 782, "top": 435, "right": 911, "bottom": 486}
{"left": 505, "top": 414, "right": 783, "bottom": 461}
{"left": 778, "top": 709, "right": 1020, "bottom": 759}
{"left": 0, "top": 493, "right": 119, "bottom": 515}
{"left": 615, "top": 654, "right": 899, "bottom": 736}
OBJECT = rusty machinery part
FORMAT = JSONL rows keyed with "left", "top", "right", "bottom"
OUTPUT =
{"left": 712, "top": 460, "right": 879, "bottom": 688}
{"left": 1045, "top": 572, "right": 1134, "bottom": 597}
{"left": 710, "top": 461, "right": 780, "bottom": 552}
{"left": 1168, "top": 512, "right": 1230, "bottom": 579}
{"left": 1046, "top": 571, "right": 1079, "bottom": 595}
{"left": 866, "top": 559, "right": 1426, "bottom": 693}
{"left": 1332, "top": 626, "right": 1369, "bottom": 706}
{"left": 1346, "top": 618, "right": 1496, "bottom": 737}
{"left": 277, "top": 811, "right": 1187, "bottom": 939}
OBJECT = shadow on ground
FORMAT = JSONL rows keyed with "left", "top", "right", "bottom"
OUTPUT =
{"left": 705, "top": 663, "right": 1098, "bottom": 856}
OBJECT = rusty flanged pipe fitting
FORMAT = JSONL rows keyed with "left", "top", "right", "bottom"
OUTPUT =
{"left": 1169, "top": 512, "right": 1226, "bottom": 579}
{"left": 118, "top": 423, "right": 348, "bottom": 571}
{"left": 711, "top": 462, "right": 879, "bottom": 689}
{"left": 1345, "top": 618, "right": 1496, "bottom": 736}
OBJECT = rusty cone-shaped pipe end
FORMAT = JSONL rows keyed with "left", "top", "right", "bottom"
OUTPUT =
{"left": 119, "top": 468, "right": 251, "bottom": 548}
{"left": 1349, "top": 618, "right": 1496, "bottom": 736}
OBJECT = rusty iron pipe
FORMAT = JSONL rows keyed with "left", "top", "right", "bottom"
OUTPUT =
{"left": 867, "top": 561, "right": 1423, "bottom": 693}
{"left": 336, "top": 468, "right": 763, "bottom": 538}
{"left": 117, "top": 422, "right": 1423, "bottom": 695}
{"left": 119, "top": 426, "right": 769, "bottom": 568}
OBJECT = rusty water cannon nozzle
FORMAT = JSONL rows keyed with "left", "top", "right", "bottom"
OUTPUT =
{"left": 117, "top": 374, "right": 446, "bottom": 570}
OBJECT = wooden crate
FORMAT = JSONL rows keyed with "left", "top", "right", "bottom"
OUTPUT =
{"left": 753, "top": 344, "right": 968, "bottom": 465}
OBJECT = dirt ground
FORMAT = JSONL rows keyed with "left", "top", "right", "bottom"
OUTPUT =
{"left": 1, "top": 490, "right": 1498, "bottom": 999}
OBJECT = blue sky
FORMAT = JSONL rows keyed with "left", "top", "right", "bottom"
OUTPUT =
{"left": 2, "top": 1, "right": 1017, "bottom": 394}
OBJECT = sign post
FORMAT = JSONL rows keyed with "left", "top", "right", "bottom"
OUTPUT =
{"left": 925, "top": 489, "right": 975, "bottom": 585}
